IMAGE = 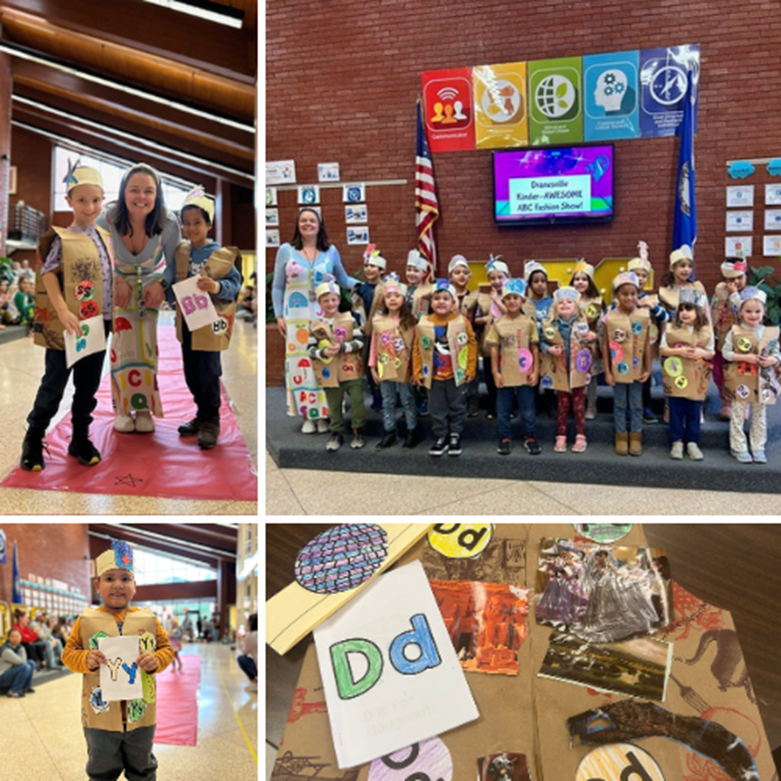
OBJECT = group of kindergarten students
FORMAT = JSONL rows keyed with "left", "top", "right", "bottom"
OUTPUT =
{"left": 307, "top": 242, "right": 780, "bottom": 463}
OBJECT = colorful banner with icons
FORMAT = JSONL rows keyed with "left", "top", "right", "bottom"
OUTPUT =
{"left": 421, "top": 43, "right": 698, "bottom": 152}
{"left": 583, "top": 50, "right": 640, "bottom": 141}
{"left": 473, "top": 62, "right": 528, "bottom": 149}
{"left": 639, "top": 44, "right": 700, "bottom": 138}
{"left": 422, "top": 67, "right": 475, "bottom": 153}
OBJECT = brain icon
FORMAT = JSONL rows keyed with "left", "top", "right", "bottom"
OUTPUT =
{"left": 595, "top": 69, "right": 628, "bottom": 112}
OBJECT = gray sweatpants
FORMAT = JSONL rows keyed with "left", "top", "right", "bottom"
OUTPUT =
{"left": 84, "top": 724, "right": 157, "bottom": 781}
{"left": 428, "top": 378, "right": 468, "bottom": 438}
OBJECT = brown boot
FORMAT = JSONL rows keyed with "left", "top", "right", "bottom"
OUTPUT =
{"left": 615, "top": 432, "right": 629, "bottom": 456}
{"left": 629, "top": 432, "right": 643, "bottom": 456}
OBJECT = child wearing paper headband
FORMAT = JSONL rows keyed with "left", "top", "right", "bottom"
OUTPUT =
{"left": 369, "top": 273, "right": 422, "bottom": 449}
{"left": 448, "top": 255, "right": 480, "bottom": 417}
{"left": 721, "top": 287, "right": 781, "bottom": 464}
{"left": 405, "top": 249, "right": 434, "bottom": 319}
{"left": 174, "top": 187, "right": 242, "bottom": 450}
{"left": 539, "top": 286, "right": 598, "bottom": 453}
{"left": 569, "top": 260, "right": 604, "bottom": 420}
{"left": 20, "top": 162, "right": 115, "bottom": 473}
{"left": 658, "top": 246, "right": 711, "bottom": 323}
{"left": 62, "top": 539, "right": 173, "bottom": 780}
{"left": 659, "top": 288, "right": 715, "bottom": 460}
{"left": 711, "top": 257, "right": 748, "bottom": 419}
{"left": 412, "top": 279, "right": 477, "bottom": 456}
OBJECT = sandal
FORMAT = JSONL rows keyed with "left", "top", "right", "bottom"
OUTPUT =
{"left": 554, "top": 435, "right": 567, "bottom": 453}
{"left": 572, "top": 435, "right": 587, "bottom": 453}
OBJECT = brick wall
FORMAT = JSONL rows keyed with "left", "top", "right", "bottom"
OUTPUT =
{"left": 267, "top": 0, "right": 781, "bottom": 384}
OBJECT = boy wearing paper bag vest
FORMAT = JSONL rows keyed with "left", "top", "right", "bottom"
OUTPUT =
{"left": 174, "top": 187, "right": 242, "bottom": 450}
{"left": 20, "top": 161, "right": 115, "bottom": 472}
{"left": 62, "top": 539, "right": 174, "bottom": 781}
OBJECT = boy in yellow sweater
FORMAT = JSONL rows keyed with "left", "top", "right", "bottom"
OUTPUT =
{"left": 412, "top": 279, "right": 477, "bottom": 456}
{"left": 62, "top": 539, "right": 174, "bottom": 780}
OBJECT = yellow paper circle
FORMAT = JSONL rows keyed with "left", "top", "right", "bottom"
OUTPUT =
{"left": 427, "top": 524, "right": 494, "bottom": 558}
{"left": 663, "top": 356, "right": 683, "bottom": 378}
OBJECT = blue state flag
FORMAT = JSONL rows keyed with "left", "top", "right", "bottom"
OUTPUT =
{"left": 12, "top": 541, "right": 22, "bottom": 604}
{"left": 672, "top": 69, "right": 696, "bottom": 257}
{"left": 0, "top": 529, "right": 6, "bottom": 564}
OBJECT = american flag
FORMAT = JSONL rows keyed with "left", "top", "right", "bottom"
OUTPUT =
{"left": 415, "top": 98, "right": 439, "bottom": 271}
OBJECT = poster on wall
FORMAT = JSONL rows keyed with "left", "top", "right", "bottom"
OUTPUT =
{"left": 583, "top": 50, "right": 640, "bottom": 141}
{"left": 347, "top": 226, "right": 370, "bottom": 245}
{"left": 764, "top": 209, "right": 781, "bottom": 231}
{"left": 725, "top": 236, "right": 752, "bottom": 257}
{"left": 344, "top": 204, "right": 368, "bottom": 223}
{"left": 422, "top": 67, "right": 476, "bottom": 152}
{"left": 318, "top": 163, "right": 340, "bottom": 182}
{"left": 763, "top": 235, "right": 781, "bottom": 256}
{"left": 473, "top": 62, "right": 528, "bottom": 149}
{"left": 528, "top": 57, "right": 583, "bottom": 146}
{"left": 726, "top": 185, "right": 754, "bottom": 208}
{"left": 725, "top": 211, "right": 753, "bottom": 232}
{"left": 765, "top": 183, "right": 781, "bottom": 205}
{"left": 639, "top": 44, "right": 699, "bottom": 138}
{"left": 297, "top": 185, "right": 320, "bottom": 206}
{"left": 266, "top": 160, "right": 296, "bottom": 185}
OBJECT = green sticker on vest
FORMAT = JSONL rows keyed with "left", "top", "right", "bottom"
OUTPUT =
{"left": 142, "top": 670, "right": 156, "bottom": 703}
{"left": 139, "top": 631, "right": 156, "bottom": 653}
{"left": 128, "top": 698, "right": 146, "bottom": 723}
{"left": 90, "top": 686, "right": 111, "bottom": 714}
{"left": 89, "top": 631, "right": 109, "bottom": 650}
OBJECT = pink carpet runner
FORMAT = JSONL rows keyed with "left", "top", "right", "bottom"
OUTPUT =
{"left": 155, "top": 653, "right": 201, "bottom": 747}
{"left": 1, "top": 325, "right": 257, "bottom": 502}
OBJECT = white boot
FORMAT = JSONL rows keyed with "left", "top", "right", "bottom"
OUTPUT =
{"left": 135, "top": 411, "right": 155, "bottom": 433}
{"left": 114, "top": 414, "right": 135, "bottom": 433}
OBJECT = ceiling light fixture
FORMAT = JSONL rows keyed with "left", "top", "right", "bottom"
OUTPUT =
{"left": 0, "top": 40, "right": 254, "bottom": 134}
{"left": 140, "top": 0, "right": 244, "bottom": 29}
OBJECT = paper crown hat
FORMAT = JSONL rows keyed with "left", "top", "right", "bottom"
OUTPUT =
{"left": 406, "top": 249, "right": 430, "bottom": 271}
{"left": 721, "top": 259, "right": 748, "bottom": 278}
{"left": 612, "top": 271, "right": 640, "bottom": 292}
{"left": 524, "top": 260, "right": 547, "bottom": 282}
{"left": 669, "top": 245, "right": 693, "bottom": 268}
{"left": 501, "top": 278, "right": 527, "bottom": 298}
{"left": 573, "top": 260, "right": 594, "bottom": 279}
{"left": 448, "top": 254, "right": 470, "bottom": 272}
{"left": 363, "top": 244, "right": 387, "bottom": 269}
{"left": 627, "top": 257, "right": 652, "bottom": 274}
{"left": 554, "top": 285, "right": 579, "bottom": 301}
{"left": 432, "top": 278, "right": 457, "bottom": 299}
{"left": 678, "top": 287, "right": 705, "bottom": 308}
{"left": 94, "top": 539, "right": 134, "bottom": 578}
{"left": 315, "top": 275, "right": 340, "bottom": 300}
{"left": 739, "top": 286, "right": 767, "bottom": 306}
{"left": 382, "top": 272, "right": 407, "bottom": 296}
{"left": 182, "top": 185, "right": 215, "bottom": 223}
{"left": 486, "top": 254, "right": 509, "bottom": 276}
{"left": 63, "top": 159, "right": 104, "bottom": 193}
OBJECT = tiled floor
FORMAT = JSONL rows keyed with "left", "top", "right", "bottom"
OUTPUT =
{"left": 266, "top": 451, "right": 781, "bottom": 515}
{"left": 0, "top": 313, "right": 257, "bottom": 515}
{"left": 0, "top": 641, "right": 258, "bottom": 781}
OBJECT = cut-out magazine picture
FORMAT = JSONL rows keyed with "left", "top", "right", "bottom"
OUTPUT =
{"left": 538, "top": 632, "right": 673, "bottom": 700}
{"left": 429, "top": 579, "right": 529, "bottom": 675}
{"left": 535, "top": 539, "right": 672, "bottom": 643}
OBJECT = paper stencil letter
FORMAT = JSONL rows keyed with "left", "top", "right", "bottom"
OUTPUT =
{"left": 389, "top": 614, "right": 441, "bottom": 675}
{"left": 106, "top": 657, "right": 123, "bottom": 681}
{"left": 98, "top": 635, "right": 142, "bottom": 702}
{"left": 331, "top": 638, "right": 384, "bottom": 699}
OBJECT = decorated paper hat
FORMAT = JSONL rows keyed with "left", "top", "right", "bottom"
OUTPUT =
{"left": 573, "top": 260, "right": 595, "bottom": 279}
{"left": 406, "top": 249, "right": 430, "bottom": 271}
{"left": 721, "top": 259, "right": 748, "bottom": 278}
{"left": 182, "top": 185, "right": 215, "bottom": 223}
{"left": 486, "top": 254, "right": 509, "bottom": 276}
{"left": 382, "top": 272, "right": 407, "bottom": 297}
{"left": 554, "top": 285, "right": 579, "bottom": 302}
{"left": 63, "top": 159, "right": 104, "bottom": 194}
{"left": 669, "top": 245, "right": 693, "bottom": 268}
{"left": 678, "top": 287, "right": 705, "bottom": 309}
{"left": 524, "top": 260, "right": 547, "bottom": 283}
{"left": 94, "top": 538, "right": 134, "bottom": 578}
{"left": 739, "top": 286, "right": 767, "bottom": 306}
{"left": 448, "top": 254, "right": 470, "bottom": 273}
{"left": 612, "top": 271, "right": 640, "bottom": 292}
{"left": 502, "top": 278, "right": 527, "bottom": 298}
{"left": 363, "top": 244, "right": 387, "bottom": 270}
{"left": 315, "top": 275, "right": 340, "bottom": 300}
{"left": 432, "top": 278, "right": 457, "bottom": 300}
{"left": 627, "top": 257, "right": 651, "bottom": 274}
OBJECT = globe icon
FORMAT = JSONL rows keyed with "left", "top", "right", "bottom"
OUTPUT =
{"left": 535, "top": 74, "right": 576, "bottom": 118}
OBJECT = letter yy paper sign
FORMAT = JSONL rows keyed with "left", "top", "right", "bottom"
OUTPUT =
{"left": 98, "top": 635, "right": 142, "bottom": 702}
{"left": 313, "top": 560, "right": 479, "bottom": 769}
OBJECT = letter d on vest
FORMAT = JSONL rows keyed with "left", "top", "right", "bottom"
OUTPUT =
{"left": 330, "top": 639, "right": 383, "bottom": 699}
{"left": 389, "top": 614, "right": 441, "bottom": 675}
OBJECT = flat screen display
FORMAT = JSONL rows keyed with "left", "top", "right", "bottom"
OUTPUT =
{"left": 494, "top": 145, "right": 614, "bottom": 226}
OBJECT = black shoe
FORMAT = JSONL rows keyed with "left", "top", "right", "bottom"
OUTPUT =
{"left": 524, "top": 437, "right": 542, "bottom": 456}
{"left": 486, "top": 411, "right": 496, "bottom": 421}
{"left": 197, "top": 418, "right": 220, "bottom": 450}
{"left": 643, "top": 408, "right": 659, "bottom": 424}
{"left": 350, "top": 428, "right": 365, "bottom": 449}
{"left": 467, "top": 400, "right": 480, "bottom": 418}
{"left": 429, "top": 437, "right": 448, "bottom": 457}
{"left": 178, "top": 417, "right": 201, "bottom": 436}
{"left": 376, "top": 431, "right": 397, "bottom": 450}
{"left": 67, "top": 436, "right": 101, "bottom": 466}
{"left": 326, "top": 433, "right": 344, "bottom": 451}
{"left": 402, "top": 425, "right": 423, "bottom": 449}
{"left": 448, "top": 433, "right": 462, "bottom": 456}
{"left": 20, "top": 431, "right": 48, "bottom": 472}
{"left": 497, "top": 438, "right": 512, "bottom": 456}
{"left": 23, "top": 687, "right": 35, "bottom": 693}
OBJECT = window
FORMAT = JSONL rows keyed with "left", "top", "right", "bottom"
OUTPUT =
{"left": 133, "top": 548, "right": 216, "bottom": 586}
{"left": 53, "top": 145, "right": 195, "bottom": 215}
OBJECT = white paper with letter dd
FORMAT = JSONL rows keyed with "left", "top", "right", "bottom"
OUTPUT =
{"left": 313, "top": 559, "right": 479, "bottom": 768}
{"left": 98, "top": 635, "right": 142, "bottom": 702}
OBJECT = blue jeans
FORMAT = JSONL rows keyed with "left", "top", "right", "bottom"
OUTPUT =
{"left": 496, "top": 385, "right": 536, "bottom": 440}
{"left": 380, "top": 381, "right": 417, "bottom": 433}
{"left": 0, "top": 660, "right": 34, "bottom": 692}
{"left": 237, "top": 654, "right": 257, "bottom": 681}
{"left": 668, "top": 396, "right": 702, "bottom": 444}
{"left": 613, "top": 381, "right": 643, "bottom": 434}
